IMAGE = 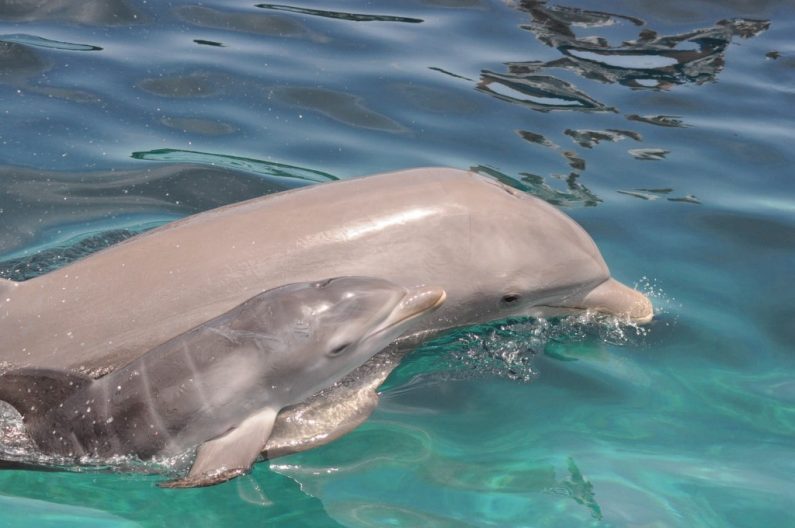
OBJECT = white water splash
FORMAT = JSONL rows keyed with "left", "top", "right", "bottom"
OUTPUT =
{"left": 441, "top": 285, "right": 669, "bottom": 383}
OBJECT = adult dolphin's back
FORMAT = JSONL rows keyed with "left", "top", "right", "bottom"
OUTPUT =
{"left": 1, "top": 168, "right": 651, "bottom": 372}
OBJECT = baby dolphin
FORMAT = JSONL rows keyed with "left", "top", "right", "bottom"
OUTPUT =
{"left": 0, "top": 277, "right": 445, "bottom": 487}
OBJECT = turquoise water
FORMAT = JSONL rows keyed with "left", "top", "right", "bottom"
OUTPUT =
{"left": 1, "top": 0, "right": 794, "bottom": 526}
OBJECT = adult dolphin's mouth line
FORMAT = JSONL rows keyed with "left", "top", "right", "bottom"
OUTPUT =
{"left": 535, "top": 278, "right": 654, "bottom": 324}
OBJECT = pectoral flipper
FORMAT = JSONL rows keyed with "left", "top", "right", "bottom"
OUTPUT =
{"left": 161, "top": 407, "right": 278, "bottom": 488}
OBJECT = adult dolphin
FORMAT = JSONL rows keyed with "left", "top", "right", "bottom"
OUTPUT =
{"left": 0, "top": 277, "right": 446, "bottom": 487}
{"left": 0, "top": 167, "right": 652, "bottom": 456}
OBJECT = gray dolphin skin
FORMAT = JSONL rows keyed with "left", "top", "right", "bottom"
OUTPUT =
{"left": 0, "top": 277, "right": 446, "bottom": 487}
{"left": 0, "top": 168, "right": 653, "bottom": 463}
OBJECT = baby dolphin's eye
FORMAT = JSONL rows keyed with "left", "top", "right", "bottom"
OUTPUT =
{"left": 502, "top": 293, "right": 520, "bottom": 304}
{"left": 328, "top": 343, "right": 351, "bottom": 357}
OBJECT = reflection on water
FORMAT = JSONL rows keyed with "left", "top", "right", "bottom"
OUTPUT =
{"left": 0, "top": 34, "right": 102, "bottom": 52}
{"left": 466, "top": 2, "right": 769, "bottom": 205}
{"left": 616, "top": 188, "right": 700, "bottom": 204}
{"left": 255, "top": 4, "right": 424, "bottom": 24}
{"left": 0, "top": 229, "right": 141, "bottom": 281}
{"left": 515, "top": 1, "right": 769, "bottom": 90}
{"left": 0, "top": 0, "right": 144, "bottom": 24}
{"left": 0, "top": 41, "right": 45, "bottom": 79}
{"left": 130, "top": 148, "right": 338, "bottom": 184}
{"left": 0, "top": 494, "right": 141, "bottom": 528}
{"left": 628, "top": 148, "right": 669, "bottom": 160}
{"left": 0, "top": 160, "right": 307, "bottom": 258}
{"left": 626, "top": 114, "right": 688, "bottom": 127}
{"left": 271, "top": 87, "right": 405, "bottom": 132}
{"left": 474, "top": 165, "right": 601, "bottom": 207}
{"left": 477, "top": 72, "right": 612, "bottom": 112}
{"left": 192, "top": 39, "right": 224, "bottom": 48}
{"left": 0, "top": 149, "right": 334, "bottom": 273}
{"left": 565, "top": 129, "right": 641, "bottom": 148}
{"left": 174, "top": 5, "right": 319, "bottom": 40}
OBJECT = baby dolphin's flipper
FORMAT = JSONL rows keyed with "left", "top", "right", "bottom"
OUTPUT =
{"left": 160, "top": 407, "right": 279, "bottom": 488}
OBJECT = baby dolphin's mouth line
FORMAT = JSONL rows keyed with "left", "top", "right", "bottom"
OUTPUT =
{"left": 376, "top": 286, "right": 447, "bottom": 335}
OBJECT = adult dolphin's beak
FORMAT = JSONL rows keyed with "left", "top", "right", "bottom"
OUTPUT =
{"left": 578, "top": 278, "right": 654, "bottom": 324}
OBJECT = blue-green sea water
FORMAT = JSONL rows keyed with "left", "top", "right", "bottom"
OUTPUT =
{"left": 1, "top": 1, "right": 793, "bottom": 526}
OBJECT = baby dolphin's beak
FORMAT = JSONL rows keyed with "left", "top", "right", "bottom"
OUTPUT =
{"left": 399, "top": 285, "right": 447, "bottom": 321}
{"left": 380, "top": 285, "right": 447, "bottom": 332}
{"left": 578, "top": 278, "right": 654, "bottom": 324}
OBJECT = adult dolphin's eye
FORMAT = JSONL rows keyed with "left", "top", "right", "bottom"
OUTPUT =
{"left": 328, "top": 343, "right": 351, "bottom": 357}
{"left": 502, "top": 293, "right": 520, "bottom": 304}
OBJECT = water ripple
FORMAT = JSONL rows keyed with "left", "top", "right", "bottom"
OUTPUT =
{"left": 0, "top": 162, "right": 297, "bottom": 257}
{"left": 0, "top": 0, "right": 144, "bottom": 24}
{"left": 628, "top": 148, "right": 670, "bottom": 160}
{"left": 478, "top": 71, "right": 612, "bottom": 112}
{"left": 130, "top": 148, "right": 337, "bottom": 184}
{"left": 270, "top": 86, "right": 405, "bottom": 132}
{"left": 0, "top": 34, "right": 102, "bottom": 52}
{"left": 565, "top": 128, "right": 641, "bottom": 148}
{"left": 516, "top": 2, "right": 771, "bottom": 90}
{"left": 626, "top": 114, "right": 688, "bottom": 127}
{"left": 174, "top": 5, "right": 321, "bottom": 41}
{"left": 255, "top": 4, "right": 424, "bottom": 24}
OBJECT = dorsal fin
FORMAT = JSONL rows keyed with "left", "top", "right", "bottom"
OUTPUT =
{"left": 0, "top": 368, "right": 92, "bottom": 420}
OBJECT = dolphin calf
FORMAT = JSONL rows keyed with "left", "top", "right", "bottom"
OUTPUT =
{"left": 0, "top": 167, "right": 652, "bottom": 458}
{"left": 0, "top": 277, "right": 445, "bottom": 487}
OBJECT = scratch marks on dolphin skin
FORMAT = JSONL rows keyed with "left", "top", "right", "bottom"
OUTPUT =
{"left": 180, "top": 341, "right": 213, "bottom": 413}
